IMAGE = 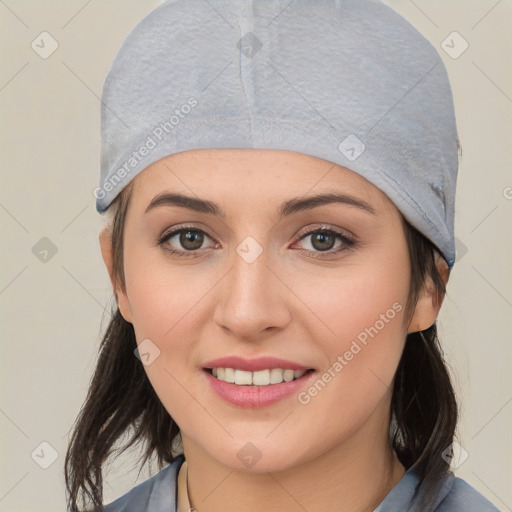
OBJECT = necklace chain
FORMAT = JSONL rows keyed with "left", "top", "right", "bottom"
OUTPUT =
{"left": 185, "top": 462, "right": 197, "bottom": 512}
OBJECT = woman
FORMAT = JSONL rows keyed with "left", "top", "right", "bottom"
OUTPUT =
{"left": 65, "top": 0, "right": 501, "bottom": 510}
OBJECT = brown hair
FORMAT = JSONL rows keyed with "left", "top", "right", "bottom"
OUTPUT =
{"left": 64, "top": 183, "right": 458, "bottom": 511}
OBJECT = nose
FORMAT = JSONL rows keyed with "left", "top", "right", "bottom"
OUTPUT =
{"left": 212, "top": 244, "right": 292, "bottom": 341}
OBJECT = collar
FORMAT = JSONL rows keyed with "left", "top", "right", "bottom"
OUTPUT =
{"left": 175, "top": 456, "right": 454, "bottom": 512}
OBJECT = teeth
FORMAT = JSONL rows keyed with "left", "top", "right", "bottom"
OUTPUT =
{"left": 210, "top": 368, "right": 308, "bottom": 385}
{"left": 252, "top": 369, "right": 270, "bottom": 386}
{"left": 224, "top": 367, "right": 235, "bottom": 383}
{"left": 283, "top": 369, "right": 295, "bottom": 382}
{"left": 234, "top": 369, "right": 253, "bottom": 385}
{"left": 270, "top": 368, "right": 284, "bottom": 384}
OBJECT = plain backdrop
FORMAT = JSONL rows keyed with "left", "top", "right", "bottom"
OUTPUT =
{"left": 1, "top": 1, "right": 511, "bottom": 511}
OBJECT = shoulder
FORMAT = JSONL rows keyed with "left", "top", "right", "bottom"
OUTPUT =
{"left": 377, "top": 467, "right": 502, "bottom": 512}
{"left": 101, "top": 455, "right": 185, "bottom": 512}
{"left": 436, "top": 475, "right": 501, "bottom": 511}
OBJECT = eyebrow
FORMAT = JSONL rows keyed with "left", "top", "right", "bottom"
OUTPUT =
{"left": 145, "top": 191, "right": 376, "bottom": 218}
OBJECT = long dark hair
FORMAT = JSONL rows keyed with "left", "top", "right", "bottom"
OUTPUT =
{"left": 64, "top": 183, "right": 458, "bottom": 511}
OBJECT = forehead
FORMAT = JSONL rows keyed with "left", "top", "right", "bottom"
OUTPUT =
{"left": 129, "top": 149, "right": 396, "bottom": 213}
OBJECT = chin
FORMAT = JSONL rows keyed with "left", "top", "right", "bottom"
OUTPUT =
{"left": 203, "top": 440, "right": 308, "bottom": 474}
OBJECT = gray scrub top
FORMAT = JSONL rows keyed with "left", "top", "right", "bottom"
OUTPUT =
{"left": 102, "top": 454, "right": 500, "bottom": 511}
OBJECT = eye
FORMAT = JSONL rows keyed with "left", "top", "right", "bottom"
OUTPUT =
{"left": 157, "top": 225, "right": 357, "bottom": 259}
{"left": 157, "top": 226, "right": 217, "bottom": 257}
{"left": 293, "top": 227, "right": 356, "bottom": 258}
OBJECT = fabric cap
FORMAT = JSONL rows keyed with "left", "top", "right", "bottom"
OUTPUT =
{"left": 97, "top": 0, "right": 459, "bottom": 267}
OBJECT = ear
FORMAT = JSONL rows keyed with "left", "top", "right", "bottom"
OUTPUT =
{"left": 407, "top": 254, "right": 450, "bottom": 334}
{"left": 99, "top": 228, "right": 133, "bottom": 323}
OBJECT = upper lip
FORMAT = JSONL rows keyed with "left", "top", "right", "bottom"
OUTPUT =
{"left": 203, "top": 356, "right": 312, "bottom": 372}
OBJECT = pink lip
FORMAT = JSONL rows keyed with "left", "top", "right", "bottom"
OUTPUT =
{"left": 203, "top": 368, "right": 316, "bottom": 408}
{"left": 202, "top": 356, "right": 312, "bottom": 372}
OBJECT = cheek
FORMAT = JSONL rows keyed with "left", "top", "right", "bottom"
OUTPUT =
{"left": 290, "top": 255, "right": 410, "bottom": 437}
{"left": 123, "top": 246, "right": 208, "bottom": 340}
{"left": 121, "top": 247, "right": 216, "bottom": 417}
{"left": 293, "top": 250, "right": 410, "bottom": 354}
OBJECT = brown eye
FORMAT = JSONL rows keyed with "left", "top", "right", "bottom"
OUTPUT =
{"left": 309, "top": 230, "right": 337, "bottom": 251}
{"left": 178, "top": 230, "right": 205, "bottom": 251}
{"left": 158, "top": 227, "right": 216, "bottom": 257}
{"left": 295, "top": 227, "right": 356, "bottom": 259}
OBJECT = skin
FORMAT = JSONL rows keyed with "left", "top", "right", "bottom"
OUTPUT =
{"left": 100, "top": 149, "right": 447, "bottom": 512}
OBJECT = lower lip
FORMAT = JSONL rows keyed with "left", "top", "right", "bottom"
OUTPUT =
{"left": 203, "top": 369, "right": 316, "bottom": 408}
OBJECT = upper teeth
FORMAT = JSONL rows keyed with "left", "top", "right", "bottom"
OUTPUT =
{"left": 211, "top": 368, "right": 307, "bottom": 386}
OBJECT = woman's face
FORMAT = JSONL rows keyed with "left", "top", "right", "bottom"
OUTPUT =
{"left": 105, "top": 149, "right": 437, "bottom": 472}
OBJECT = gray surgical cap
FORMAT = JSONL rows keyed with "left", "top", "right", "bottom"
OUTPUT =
{"left": 97, "top": 0, "right": 459, "bottom": 267}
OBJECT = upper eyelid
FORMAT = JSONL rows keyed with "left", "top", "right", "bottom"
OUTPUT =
{"left": 297, "top": 225, "right": 354, "bottom": 240}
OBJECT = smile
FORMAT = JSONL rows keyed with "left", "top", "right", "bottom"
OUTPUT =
{"left": 203, "top": 368, "right": 316, "bottom": 408}
{"left": 208, "top": 367, "right": 311, "bottom": 386}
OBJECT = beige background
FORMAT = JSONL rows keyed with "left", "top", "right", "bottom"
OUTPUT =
{"left": 1, "top": 1, "right": 511, "bottom": 510}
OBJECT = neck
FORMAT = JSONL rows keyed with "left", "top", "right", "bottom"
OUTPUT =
{"left": 180, "top": 404, "right": 405, "bottom": 512}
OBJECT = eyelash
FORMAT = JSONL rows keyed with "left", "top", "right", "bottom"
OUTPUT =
{"left": 157, "top": 225, "right": 357, "bottom": 259}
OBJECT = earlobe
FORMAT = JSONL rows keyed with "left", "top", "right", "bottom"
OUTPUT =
{"left": 407, "top": 255, "right": 450, "bottom": 334}
{"left": 407, "top": 286, "right": 440, "bottom": 333}
{"left": 98, "top": 228, "right": 133, "bottom": 323}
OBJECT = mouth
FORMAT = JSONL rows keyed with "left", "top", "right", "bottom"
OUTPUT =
{"left": 201, "top": 356, "right": 317, "bottom": 407}
{"left": 203, "top": 366, "right": 317, "bottom": 408}
{"left": 204, "top": 367, "right": 316, "bottom": 386}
